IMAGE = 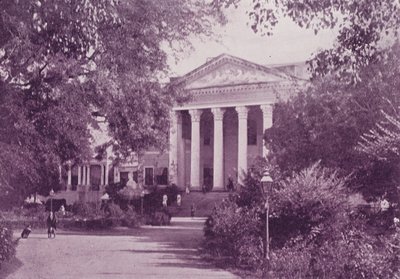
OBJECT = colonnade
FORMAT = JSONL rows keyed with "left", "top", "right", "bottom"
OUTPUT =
{"left": 169, "top": 103, "right": 273, "bottom": 190}
{"left": 65, "top": 162, "right": 109, "bottom": 191}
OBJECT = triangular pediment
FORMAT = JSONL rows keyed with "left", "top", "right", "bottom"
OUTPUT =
{"left": 178, "top": 54, "right": 289, "bottom": 90}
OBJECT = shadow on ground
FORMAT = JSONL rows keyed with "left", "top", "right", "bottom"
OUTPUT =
{"left": 121, "top": 217, "right": 218, "bottom": 271}
{"left": 0, "top": 256, "right": 23, "bottom": 278}
{"left": 7, "top": 217, "right": 238, "bottom": 279}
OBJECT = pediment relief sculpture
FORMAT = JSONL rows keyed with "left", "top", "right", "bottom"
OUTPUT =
{"left": 185, "top": 62, "right": 286, "bottom": 89}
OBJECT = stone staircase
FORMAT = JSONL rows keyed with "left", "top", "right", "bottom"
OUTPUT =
{"left": 168, "top": 191, "right": 230, "bottom": 217}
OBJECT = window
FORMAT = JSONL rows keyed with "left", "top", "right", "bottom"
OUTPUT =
{"left": 248, "top": 119, "right": 257, "bottom": 145}
{"left": 144, "top": 167, "right": 154, "bottom": 186}
{"left": 156, "top": 168, "right": 168, "bottom": 185}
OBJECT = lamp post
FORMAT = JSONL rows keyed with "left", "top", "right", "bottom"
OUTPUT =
{"left": 261, "top": 170, "right": 273, "bottom": 275}
{"left": 49, "top": 189, "right": 55, "bottom": 213}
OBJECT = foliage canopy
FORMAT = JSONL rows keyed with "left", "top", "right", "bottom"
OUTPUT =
{"left": 213, "top": 0, "right": 400, "bottom": 82}
{"left": 0, "top": 0, "right": 225, "bottom": 199}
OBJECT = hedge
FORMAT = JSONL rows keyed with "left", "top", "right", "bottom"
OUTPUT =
{"left": 0, "top": 223, "right": 16, "bottom": 269}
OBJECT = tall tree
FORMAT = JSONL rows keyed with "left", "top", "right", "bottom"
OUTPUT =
{"left": 264, "top": 42, "right": 400, "bottom": 199}
{"left": 213, "top": 0, "right": 400, "bottom": 199}
{"left": 212, "top": 0, "right": 400, "bottom": 83}
{"left": 0, "top": 0, "right": 225, "bottom": 201}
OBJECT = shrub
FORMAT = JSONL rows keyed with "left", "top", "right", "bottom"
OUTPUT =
{"left": 121, "top": 206, "right": 140, "bottom": 227}
{"left": 0, "top": 205, "right": 47, "bottom": 221}
{"left": 65, "top": 203, "right": 141, "bottom": 230}
{"left": 203, "top": 197, "right": 263, "bottom": 269}
{"left": 269, "top": 162, "right": 350, "bottom": 248}
{"left": 104, "top": 181, "right": 127, "bottom": 209}
{"left": 147, "top": 208, "right": 171, "bottom": 226}
{"left": 105, "top": 202, "right": 124, "bottom": 218}
{"left": 67, "top": 218, "right": 116, "bottom": 230}
{"left": 0, "top": 223, "right": 16, "bottom": 268}
{"left": 105, "top": 182, "right": 180, "bottom": 213}
{"left": 71, "top": 202, "right": 103, "bottom": 218}
{"left": 203, "top": 162, "right": 400, "bottom": 277}
{"left": 271, "top": 224, "right": 400, "bottom": 278}
{"left": 21, "top": 204, "right": 46, "bottom": 219}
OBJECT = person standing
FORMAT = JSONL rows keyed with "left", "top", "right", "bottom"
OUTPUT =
{"left": 162, "top": 194, "right": 168, "bottom": 207}
{"left": 47, "top": 212, "right": 57, "bottom": 238}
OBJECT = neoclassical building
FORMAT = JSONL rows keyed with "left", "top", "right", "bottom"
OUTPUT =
{"left": 59, "top": 54, "right": 306, "bottom": 202}
{"left": 166, "top": 54, "right": 306, "bottom": 190}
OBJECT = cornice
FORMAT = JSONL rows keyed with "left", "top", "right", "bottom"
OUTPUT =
{"left": 187, "top": 81, "right": 298, "bottom": 96}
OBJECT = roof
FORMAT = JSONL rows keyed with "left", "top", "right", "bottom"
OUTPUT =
{"left": 171, "top": 54, "right": 309, "bottom": 86}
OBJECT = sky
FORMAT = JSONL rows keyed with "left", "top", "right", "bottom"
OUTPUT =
{"left": 167, "top": 1, "right": 338, "bottom": 77}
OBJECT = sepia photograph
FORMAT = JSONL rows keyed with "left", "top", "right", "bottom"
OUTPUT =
{"left": 0, "top": 0, "right": 399, "bottom": 278}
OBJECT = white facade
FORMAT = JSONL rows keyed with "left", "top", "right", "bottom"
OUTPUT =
{"left": 168, "top": 54, "right": 306, "bottom": 190}
{"left": 60, "top": 54, "right": 306, "bottom": 202}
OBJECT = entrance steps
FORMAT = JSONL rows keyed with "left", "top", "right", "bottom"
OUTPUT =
{"left": 169, "top": 191, "right": 230, "bottom": 217}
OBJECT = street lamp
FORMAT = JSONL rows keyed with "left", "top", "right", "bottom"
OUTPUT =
{"left": 261, "top": 170, "right": 273, "bottom": 270}
{"left": 49, "top": 189, "right": 55, "bottom": 213}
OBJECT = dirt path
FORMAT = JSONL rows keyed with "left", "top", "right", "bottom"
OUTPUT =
{"left": 6, "top": 217, "right": 237, "bottom": 279}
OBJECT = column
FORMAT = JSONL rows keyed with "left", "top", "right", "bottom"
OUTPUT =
{"left": 189, "top": 109, "right": 202, "bottom": 189}
{"left": 169, "top": 111, "right": 179, "bottom": 185}
{"left": 105, "top": 161, "right": 109, "bottom": 186}
{"left": 260, "top": 104, "right": 273, "bottom": 158}
{"left": 211, "top": 108, "right": 225, "bottom": 190}
{"left": 82, "top": 165, "right": 86, "bottom": 185}
{"left": 236, "top": 106, "right": 249, "bottom": 185}
{"left": 177, "top": 113, "right": 185, "bottom": 188}
{"left": 100, "top": 164, "right": 104, "bottom": 186}
{"left": 77, "top": 165, "right": 81, "bottom": 186}
{"left": 67, "top": 162, "right": 72, "bottom": 191}
{"left": 114, "top": 166, "right": 120, "bottom": 183}
{"left": 87, "top": 164, "right": 91, "bottom": 188}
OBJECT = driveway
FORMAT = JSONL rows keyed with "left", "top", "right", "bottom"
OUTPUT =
{"left": 7, "top": 217, "right": 237, "bottom": 279}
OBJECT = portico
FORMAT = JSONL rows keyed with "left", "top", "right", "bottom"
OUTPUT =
{"left": 168, "top": 54, "right": 301, "bottom": 190}
{"left": 170, "top": 104, "right": 274, "bottom": 190}
{"left": 63, "top": 160, "right": 110, "bottom": 192}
